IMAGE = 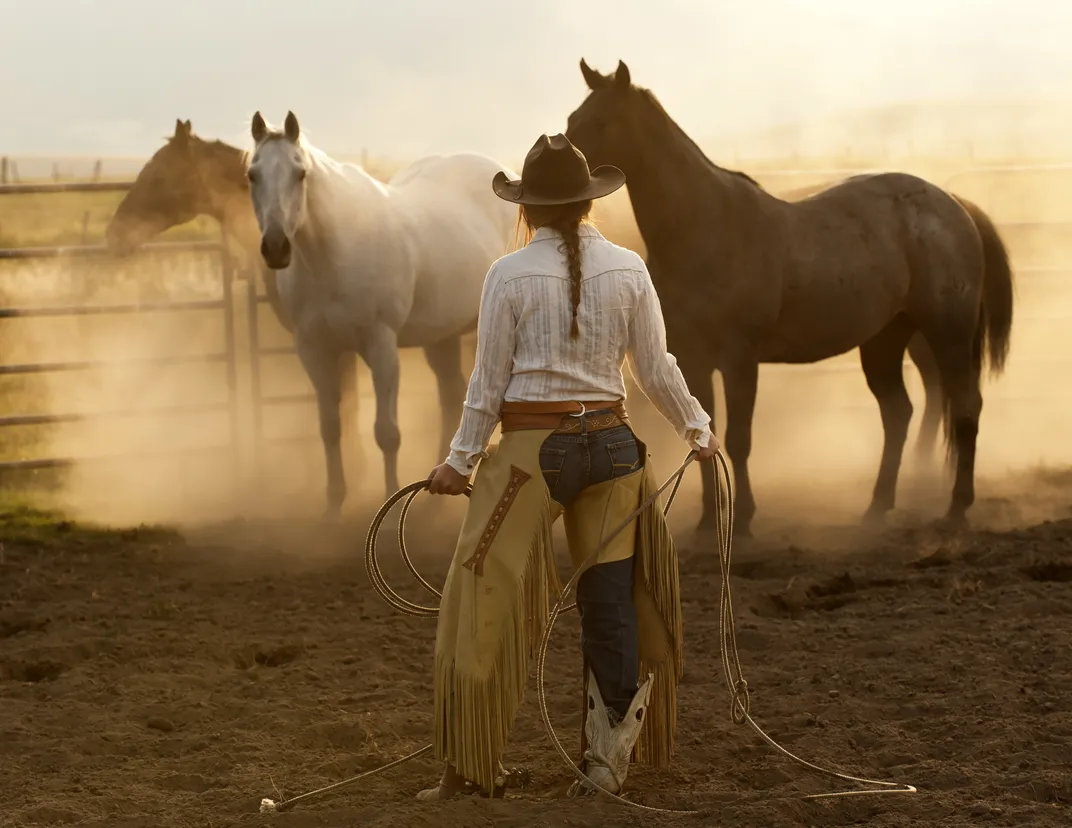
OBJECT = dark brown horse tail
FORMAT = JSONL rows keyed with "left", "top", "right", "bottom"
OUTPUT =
{"left": 953, "top": 195, "right": 1015, "bottom": 376}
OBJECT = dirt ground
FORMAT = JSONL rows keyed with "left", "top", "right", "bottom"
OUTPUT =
{"left": 2, "top": 465, "right": 1070, "bottom": 828}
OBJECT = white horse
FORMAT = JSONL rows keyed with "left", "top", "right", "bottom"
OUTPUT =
{"left": 245, "top": 111, "right": 518, "bottom": 514}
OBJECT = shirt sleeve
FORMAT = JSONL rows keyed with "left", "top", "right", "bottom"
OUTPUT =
{"left": 624, "top": 266, "right": 713, "bottom": 451}
{"left": 445, "top": 264, "right": 516, "bottom": 475}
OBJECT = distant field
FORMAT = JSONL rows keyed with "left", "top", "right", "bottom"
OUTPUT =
{"left": 0, "top": 185, "right": 216, "bottom": 250}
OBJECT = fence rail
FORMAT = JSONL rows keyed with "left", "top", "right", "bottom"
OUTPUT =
{"left": 0, "top": 181, "right": 135, "bottom": 196}
{"left": 0, "top": 212, "right": 241, "bottom": 479}
{"left": 0, "top": 240, "right": 223, "bottom": 262}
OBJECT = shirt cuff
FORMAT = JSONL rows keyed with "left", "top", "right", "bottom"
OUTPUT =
{"left": 445, "top": 450, "right": 483, "bottom": 477}
{"left": 685, "top": 425, "right": 712, "bottom": 451}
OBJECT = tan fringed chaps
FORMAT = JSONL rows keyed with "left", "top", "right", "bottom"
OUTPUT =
{"left": 431, "top": 428, "right": 684, "bottom": 793}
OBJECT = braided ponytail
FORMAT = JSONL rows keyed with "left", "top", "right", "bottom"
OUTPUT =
{"left": 520, "top": 199, "right": 593, "bottom": 340}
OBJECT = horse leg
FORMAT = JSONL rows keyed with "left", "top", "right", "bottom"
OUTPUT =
{"left": 906, "top": 332, "right": 943, "bottom": 462}
{"left": 928, "top": 335, "right": 984, "bottom": 527}
{"left": 721, "top": 357, "right": 759, "bottom": 539}
{"left": 422, "top": 335, "right": 467, "bottom": 462}
{"left": 860, "top": 317, "right": 916, "bottom": 524}
{"left": 295, "top": 340, "right": 346, "bottom": 517}
{"left": 360, "top": 324, "right": 402, "bottom": 497}
{"left": 338, "top": 351, "right": 364, "bottom": 471}
{"left": 680, "top": 362, "right": 720, "bottom": 533}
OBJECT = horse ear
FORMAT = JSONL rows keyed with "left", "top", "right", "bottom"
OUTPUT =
{"left": 174, "top": 119, "right": 191, "bottom": 140}
{"left": 183, "top": 119, "right": 192, "bottom": 131}
{"left": 251, "top": 111, "right": 268, "bottom": 143}
{"left": 614, "top": 60, "right": 631, "bottom": 90}
{"left": 284, "top": 111, "right": 300, "bottom": 142}
{"left": 580, "top": 58, "right": 607, "bottom": 90}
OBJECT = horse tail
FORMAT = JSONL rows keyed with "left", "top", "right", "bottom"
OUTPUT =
{"left": 954, "top": 195, "right": 1015, "bottom": 377}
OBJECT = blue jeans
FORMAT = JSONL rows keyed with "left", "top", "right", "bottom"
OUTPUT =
{"left": 538, "top": 416, "right": 642, "bottom": 719}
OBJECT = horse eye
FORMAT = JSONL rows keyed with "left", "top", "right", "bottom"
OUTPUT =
{"left": 247, "top": 169, "right": 258, "bottom": 183}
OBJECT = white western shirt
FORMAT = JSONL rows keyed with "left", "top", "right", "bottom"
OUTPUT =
{"left": 445, "top": 223, "right": 712, "bottom": 475}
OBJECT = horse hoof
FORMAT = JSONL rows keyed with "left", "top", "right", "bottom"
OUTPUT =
{"left": 731, "top": 525, "right": 753, "bottom": 542}
{"left": 695, "top": 519, "right": 718, "bottom": 536}
{"left": 861, "top": 505, "right": 889, "bottom": 527}
{"left": 934, "top": 513, "right": 969, "bottom": 534}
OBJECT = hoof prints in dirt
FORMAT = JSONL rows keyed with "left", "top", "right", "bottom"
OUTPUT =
{"left": 0, "top": 613, "right": 50, "bottom": 639}
{"left": 0, "top": 659, "right": 68, "bottom": 683}
{"left": 4, "top": 513, "right": 1072, "bottom": 827}
{"left": 1021, "top": 561, "right": 1072, "bottom": 582}
{"left": 755, "top": 571, "right": 867, "bottom": 618}
{"left": 233, "top": 643, "right": 304, "bottom": 668}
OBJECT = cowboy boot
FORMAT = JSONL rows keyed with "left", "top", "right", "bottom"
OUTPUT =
{"left": 415, "top": 762, "right": 507, "bottom": 801}
{"left": 569, "top": 669, "right": 654, "bottom": 797}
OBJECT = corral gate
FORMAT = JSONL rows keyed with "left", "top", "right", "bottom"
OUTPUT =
{"left": 0, "top": 181, "right": 241, "bottom": 488}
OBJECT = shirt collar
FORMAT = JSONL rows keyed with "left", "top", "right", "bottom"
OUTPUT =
{"left": 530, "top": 223, "right": 603, "bottom": 244}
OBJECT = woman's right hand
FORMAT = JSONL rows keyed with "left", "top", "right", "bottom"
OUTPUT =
{"left": 694, "top": 437, "right": 720, "bottom": 463}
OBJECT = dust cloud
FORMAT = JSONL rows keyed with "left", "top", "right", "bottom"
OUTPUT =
{"left": 2, "top": 135, "right": 1072, "bottom": 544}
{"left": 0, "top": 247, "right": 481, "bottom": 534}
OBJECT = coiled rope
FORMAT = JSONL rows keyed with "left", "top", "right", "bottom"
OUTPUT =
{"left": 260, "top": 450, "right": 915, "bottom": 814}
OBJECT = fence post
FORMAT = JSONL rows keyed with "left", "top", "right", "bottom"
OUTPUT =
{"left": 245, "top": 262, "right": 264, "bottom": 480}
{"left": 218, "top": 231, "right": 242, "bottom": 490}
{"left": 1, "top": 157, "right": 7, "bottom": 185}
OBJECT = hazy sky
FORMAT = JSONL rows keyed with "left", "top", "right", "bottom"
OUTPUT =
{"left": 2, "top": 0, "right": 1070, "bottom": 162}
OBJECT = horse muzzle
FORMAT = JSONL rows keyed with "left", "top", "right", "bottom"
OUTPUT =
{"left": 260, "top": 229, "right": 292, "bottom": 270}
{"left": 104, "top": 221, "right": 146, "bottom": 258}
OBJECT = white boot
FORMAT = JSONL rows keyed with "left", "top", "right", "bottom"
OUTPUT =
{"left": 570, "top": 668, "right": 653, "bottom": 797}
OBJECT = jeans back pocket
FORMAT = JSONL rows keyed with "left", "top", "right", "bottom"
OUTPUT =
{"left": 605, "top": 438, "right": 641, "bottom": 478}
{"left": 538, "top": 445, "right": 568, "bottom": 499}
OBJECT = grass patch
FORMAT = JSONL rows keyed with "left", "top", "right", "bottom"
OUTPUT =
{"left": 0, "top": 495, "right": 182, "bottom": 549}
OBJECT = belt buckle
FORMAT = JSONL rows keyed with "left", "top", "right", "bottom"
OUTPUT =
{"left": 568, "top": 402, "right": 587, "bottom": 418}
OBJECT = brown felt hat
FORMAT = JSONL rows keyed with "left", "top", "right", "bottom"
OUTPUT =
{"left": 492, "top": 133, "right": 625, "bottom": 206}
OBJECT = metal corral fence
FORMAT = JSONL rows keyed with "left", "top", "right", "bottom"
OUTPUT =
{"left": 244, "top": 282, "right": 306, "bottom": 467}
{"left": 0, "top": 181, "right": 241, "bottom": 482}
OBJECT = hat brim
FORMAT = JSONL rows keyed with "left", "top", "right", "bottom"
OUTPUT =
{"left": 491, "top": 165, "right": 626, "bottom": 205}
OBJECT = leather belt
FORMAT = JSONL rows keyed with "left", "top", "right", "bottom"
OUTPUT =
{"left": 499, "top": 400, "right": 629, "bottom": 433}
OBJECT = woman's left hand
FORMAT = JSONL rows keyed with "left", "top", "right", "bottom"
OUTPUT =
{"left": 427, "top": 463, "right": 470, "bottom": 496}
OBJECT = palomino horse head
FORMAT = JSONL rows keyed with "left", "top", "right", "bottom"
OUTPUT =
{"left": 106, "top": 119, "right": 206, "bottom": 255}
{"left": 247, "top": 111, "right": 309, "bottom": 270}
{"left": 565, "top": 59, "right": 647, "bottom": 176}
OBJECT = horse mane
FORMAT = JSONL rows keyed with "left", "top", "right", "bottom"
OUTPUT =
{"left": 637, "top": 89, "right": 764, "bottom": 191}
{"left": 192, "top": 136, "right": 248, "bottom": 190}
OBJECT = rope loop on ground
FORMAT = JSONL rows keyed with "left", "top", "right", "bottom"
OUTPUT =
{"left": 262, "top": 450, "right": 915, "bottom": 814}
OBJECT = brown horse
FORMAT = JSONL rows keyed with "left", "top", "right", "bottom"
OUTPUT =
{"left": 105, "top": 119, "right": 363, "bottom": 464}
{"left": 622, "top": 177, "right": 947, "bottom": 468}
{"left": 566, "top": 61, "right": 1014, "bottom": 537}
{"left": 778, "top": 183, "right": 948, "bottom": 468}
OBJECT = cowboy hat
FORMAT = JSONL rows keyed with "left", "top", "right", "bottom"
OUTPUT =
{"left": 492, "top": 133, "right": 625, "bottom": 205}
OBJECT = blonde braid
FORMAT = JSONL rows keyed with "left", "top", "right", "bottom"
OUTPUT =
{"left": 553, "top": 218, "right": 584, "bottom": 339}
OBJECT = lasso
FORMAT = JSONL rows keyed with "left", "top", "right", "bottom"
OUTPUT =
{"left": 260, "top": 450, "right": 916, "bottom": 814}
